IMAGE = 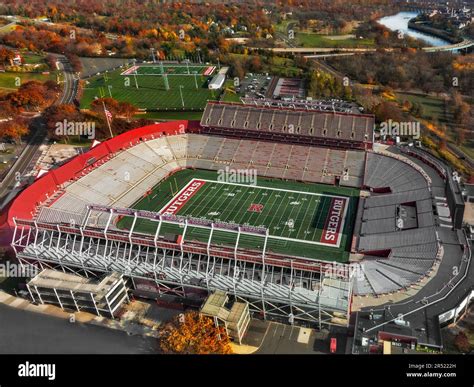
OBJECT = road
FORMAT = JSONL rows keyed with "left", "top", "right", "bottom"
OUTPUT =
{"left": 0, "top": 54, "right": 78, "bottom": 206}
{"left": 0, "top": 303, "right": 156, "bottom": 354}
{"left": 251, "top": 37, "right": 474, "bottom": 54}
{"left": 55, "top": 55, "right": 78, "bottom": 104}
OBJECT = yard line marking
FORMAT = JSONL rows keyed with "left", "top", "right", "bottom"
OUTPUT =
{"left": 184, "top": 179, "right": 222, "bottom": 218}
{"left": 281, "top": 191, "right": 305, "bottom": 236}
{"left": 257, "top": 189, "right": 282, "bottom": 233}
{"left": 222, "top": 184, "right": 254, "bottom": 222}
{"left": 268, "top": 189, "right": 291, "bottom": 237}
{"left": 212, "top": 183, "right": 242, "bottom": 221}
{"left": 295, "top": 194, "right": 316, "bottom": 241}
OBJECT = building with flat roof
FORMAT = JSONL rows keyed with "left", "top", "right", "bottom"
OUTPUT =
{"left": 27, "top": 269, "right": 129, "bottom": 318}
{"left": 200, "top": 290, "right": 251, "bottom": 344}
{"left": 208, "top": 73, "right": 226, "bottom": 90}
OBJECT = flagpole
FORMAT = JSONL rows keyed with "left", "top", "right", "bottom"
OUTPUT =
{"left": 102, "top": 100, "right": 114, "bottom": 138}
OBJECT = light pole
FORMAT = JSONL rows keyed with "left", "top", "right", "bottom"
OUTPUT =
{"left": 196, "top": 48, "right": 201, "bottom": 64}
{"left": 193, "top": 71, "right": 198, "bottom": 89}
{"left": 179, "top": 85, "right": 185, "bottom": 108}
{"left": 132, "top": 59, "right": 139, "bottom": 89}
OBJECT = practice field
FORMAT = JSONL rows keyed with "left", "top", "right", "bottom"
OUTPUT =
{"left": 117, "top": 169, "right": 359, "bottom": 262}
{"left": 80, "top": 66, "right": 220, "bottom": 110}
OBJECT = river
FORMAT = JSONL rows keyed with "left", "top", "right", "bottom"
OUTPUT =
{"left": 378, "top": 11, "right": 450, "bottom": 47}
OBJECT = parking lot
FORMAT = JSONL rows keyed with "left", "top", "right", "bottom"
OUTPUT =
{"left": 238, "top": 73, "right": 274, "bottom": 99}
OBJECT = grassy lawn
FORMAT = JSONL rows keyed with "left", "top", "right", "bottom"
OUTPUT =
{"left": 0, "top": 52, "right": 56, "bottom": 92}
{"left": 0, "top": 72, "right": 55, "bottom": 90}
{"left": 396, "top": 92, "right": 447, "bottom": 122}
{"left": 135, "top": 111, "right": 204, "bottom": 121}
{"left": 274, "top": 19, "right": 298, "bottom": 34}
{"left": 220, "top": 79, "right": 242, "bottom": 103}
{"left": 296, "top": 32, "right": 374, "bottom": 48}
{"left": 21, "top": 53, "right": 47, "bottom": 65}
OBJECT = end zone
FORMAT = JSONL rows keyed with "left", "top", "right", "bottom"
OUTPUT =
{"left": 160, "top": 179, "right": 206, "bottom": 215}
{"left": 320, "top": 197, "right": 348, "bottom": 247}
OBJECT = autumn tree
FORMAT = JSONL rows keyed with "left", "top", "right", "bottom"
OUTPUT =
{"left": 90, "top": 97, "right": 120, "bottom": 116}
{"left": 0, "top": 118, "right": 29, "bottom": 143}
{"left": 454, "top": 331, "right": 471, "bottom": 353}
{"left": 117, "top": 101, "right": 139, "bottom": 121}
{"left": 0, "top": 46, "right": 15, "bottom": 66}
{"left": 159, "top": 311, "right": 232, "bottom": 354}
{"left": 374, "top": 101, "right": 403, "bottom": 123}
{"left": 451, "top": 92, "right": 471, "bottom": 126}
{"left": 43, "top": 104, "right": 83, "bottom": 141}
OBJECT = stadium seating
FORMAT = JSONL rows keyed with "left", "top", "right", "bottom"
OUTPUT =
{"left": 354, "top": 151, "right": 439, "bottom": 296}
{"left": 201, "top": 102, "right": 374, "bottom": 145}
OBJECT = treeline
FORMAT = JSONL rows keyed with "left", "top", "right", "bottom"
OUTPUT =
{"left": 355, "top": 21, "right": 425, "bottom": 49}
{"left": 281, "top": 0, "right": 399, "bottom": 33}
{"left": 1, "top": 22, "right": 228, "bottom": 63}
{"left": 327, "top": 50, "right": 474, "bottom": 97}
{"left": 408, "top": 19, "right": 462, "bottom": 44}
{"left": 0, "top": 1, "right": 272, "bottom": 37}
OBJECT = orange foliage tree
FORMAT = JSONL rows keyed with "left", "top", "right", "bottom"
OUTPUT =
{"left": 159, "top": 311, "right": 232, "bottom": 354}
{"left": 0, "top": 118, "right": 29, "bottom": 143}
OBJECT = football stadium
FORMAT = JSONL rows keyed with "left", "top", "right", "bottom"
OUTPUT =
{"left": 2, "top": 101, "right": 467, "bottom": 327}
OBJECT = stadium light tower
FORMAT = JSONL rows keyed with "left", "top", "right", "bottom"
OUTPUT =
{"left": 193, "top": 71, "right": 198, "bottom": 89}
{"left": 196, "top": 48, "right": 202, "bottom": 64}
{"left": 179, "top": 85, "right": 185, "bottom": 108}
{"left": 132, "top": 59, "right": 139, "bottom": 89}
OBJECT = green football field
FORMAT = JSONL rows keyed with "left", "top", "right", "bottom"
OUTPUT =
{"left": 117, "top": 169, "right": 359, "bottom": 262}
{"left": 80, "top": 66, "right": 220, "bottom": 110}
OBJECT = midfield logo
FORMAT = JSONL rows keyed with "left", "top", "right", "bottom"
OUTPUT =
{"left": 248, "top": 203, "right": 264, "bottom": 213}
